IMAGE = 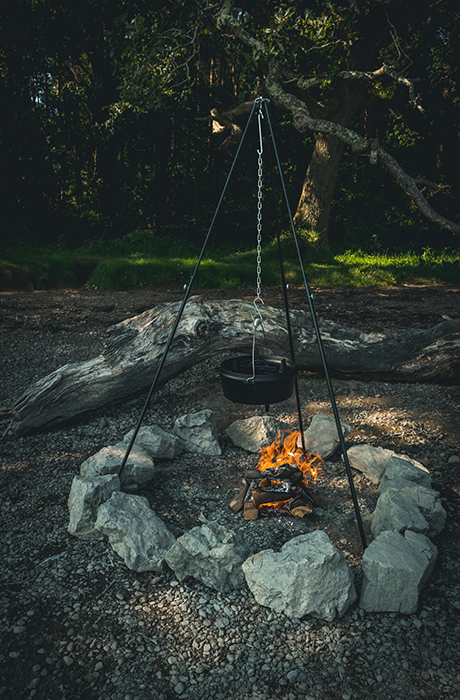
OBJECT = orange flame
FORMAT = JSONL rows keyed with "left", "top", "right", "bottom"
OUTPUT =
{"left": 257, "top": 430, "right": 322, "bottom": 485}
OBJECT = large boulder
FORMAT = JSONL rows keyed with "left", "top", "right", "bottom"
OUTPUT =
{"left": 67, "top": 474, "right": 120, "bottom": 540}
{"left": 123, "top": 425, "right": 182, "bottom": 460}
{"left": 346, "top": 444, "right": 395, "bottom": 484}
{"left": 242, "top": 530, "right": 357, "bottom": 621}
{"left": 165, "top": 521, "right": 252, "bottom": 592}
{"left": 80, "top": 441, "right": 155, "bottom": 491}
{"left": 225, "top": 415, "right": 289, "bottom": 453}
{"left": 361, "top": 529, "right": 437, "bottom": 613}
{"left": 95, "top": 492, "right": 175, "bottom": 572}
{"left": 371, "top": 483, "right": 446, "bottom": 539}
{"left": 173, "top": 409, "right": 221, "bottom": 456}
{"left": 298, "top": 415, "right": 352, "bottom": 460}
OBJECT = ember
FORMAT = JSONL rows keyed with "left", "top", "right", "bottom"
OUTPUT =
{"left": 229, "top": 430, "right": 326, "bottom": 520}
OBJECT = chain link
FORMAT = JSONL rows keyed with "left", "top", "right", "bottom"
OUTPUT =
{"left": 246, "top": 99, "right": 267, "bottom": 384}
{"left": 255, "top": 101, "right": 264, "bottom": 304}
{"left": 256, "top": 149, "right": 263, "bottom": 301}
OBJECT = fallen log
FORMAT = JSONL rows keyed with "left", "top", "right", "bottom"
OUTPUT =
{"left": 9, "top": 296, "right": 460, "bottom": 435}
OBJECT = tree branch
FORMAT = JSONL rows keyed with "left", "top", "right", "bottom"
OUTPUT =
{"left": 337, "top": 64, "right": 424, "bottom": 113}
{"left": 297, "top": 65, "right": 422, "bottom": 112}
{"left": 196, "top": 101, "right": 256, "bottom": 148}
{"left": 414, "top": 178, "right": 442, "bottom": 191}
{"left": 217, "top": 1, "right": 266, "bottom": 55}
{"left": 214, "top": 1, "right": 460, "bottom": 235}
{"left": 268, "top": 68, "right": 460, "bottom": 235}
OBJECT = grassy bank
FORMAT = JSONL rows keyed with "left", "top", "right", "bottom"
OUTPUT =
{"left": 1, "top": 236, "right": 460, "bottom": 291}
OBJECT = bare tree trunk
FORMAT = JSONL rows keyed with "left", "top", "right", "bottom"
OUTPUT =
{"left": 9, "top": 297, "right": 460, "bottom": 436}
{"left": 293, "top": 80, "right": 367, "bottom": 247}
{"left": 294, "top": 132, "right": 345, "bottom": 247}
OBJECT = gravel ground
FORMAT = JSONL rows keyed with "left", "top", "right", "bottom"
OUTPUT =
{"left": 1, "top": 285, "right": 460, "bottom": 700}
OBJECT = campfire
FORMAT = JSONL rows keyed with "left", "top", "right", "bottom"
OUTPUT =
{"left": 230, "top": 430, "right": 326, "bottom": 520}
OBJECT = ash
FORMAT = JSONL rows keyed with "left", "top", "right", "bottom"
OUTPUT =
{"left": 1, "top": 287, "right": 460, "bottom": 700}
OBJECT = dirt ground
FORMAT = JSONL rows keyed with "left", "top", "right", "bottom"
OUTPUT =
{"left": 1, "top": 283, "right": 460, "bottom": 700}
{"left": 3, "top": 281, "right": 460, "bottom": 333}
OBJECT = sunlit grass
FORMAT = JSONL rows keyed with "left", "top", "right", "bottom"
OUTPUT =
{"left": 1, "top": 240, "right": 459, "bottom": 290}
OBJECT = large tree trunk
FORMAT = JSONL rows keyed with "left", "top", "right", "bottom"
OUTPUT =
{"left": 9, "top": 296, "right": 460, "bottom": 436}
{"left": 294, "top": 132, "right": 345, "bottom": 247}
{"left": 293, "top": 82, "right": 367, "bottom": 247}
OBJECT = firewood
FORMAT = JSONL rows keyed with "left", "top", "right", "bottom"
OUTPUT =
{"left": 291, "top": 504, "right": 313, "bottom": 518}
{"left": 229, "top": 480, "right": 249, "bottom": 513}
{"left": 245, "top": 469, "right": 262, "bottom": 480}
{"left": 275, "top": 466, "right": 303, "bottom": 483}
{"left": 243, "top": 502, "right": 259, "bottom": 520}
{"left": 303, "top": 487, "right": 327, "bottom": 509}
{"left": 252, "top": 489, "right": 294, "bottom": 507}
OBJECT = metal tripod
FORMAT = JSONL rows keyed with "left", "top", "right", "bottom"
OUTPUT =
{"left": 119, "top": 97, "right": 367, "bottom": 552}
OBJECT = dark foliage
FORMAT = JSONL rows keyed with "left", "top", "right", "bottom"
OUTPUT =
{"left": 0, "top": 0, "right": 459, "bottom": 252}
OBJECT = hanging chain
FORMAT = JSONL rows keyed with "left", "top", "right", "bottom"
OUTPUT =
{"left": 255, "top": 99, "right": 264, "bottom": 304}
{"left": 247, "top": 98, "right": 267, "bottom": 384}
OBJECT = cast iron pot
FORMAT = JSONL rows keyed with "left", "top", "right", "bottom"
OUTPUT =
{"left": 219, "top": 353, "right": 297, "bottom": 406}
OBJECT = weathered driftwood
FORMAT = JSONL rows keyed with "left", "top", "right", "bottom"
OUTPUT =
{"left": 10, "top": 296, "right": 460, "bottom": 435}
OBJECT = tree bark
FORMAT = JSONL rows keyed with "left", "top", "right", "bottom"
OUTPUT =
{"left": 9, "top": 296, "right": 460, "bottom": 436}
{"left": 293, "top": 81, "right": 367, "bottom": 246}
{"left": 294, "top": 132, "right": 345, "bottom": 247}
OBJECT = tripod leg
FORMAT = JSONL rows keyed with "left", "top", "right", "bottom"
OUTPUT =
{"left": 264, "top": 101, "right": 367, "bottom": 551}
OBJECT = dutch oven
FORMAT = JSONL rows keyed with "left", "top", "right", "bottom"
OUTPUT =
{"left": 219, "top": 352, "right": 297, "bottom": 406}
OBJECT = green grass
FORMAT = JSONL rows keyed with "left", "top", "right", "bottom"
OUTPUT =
{"left": 1, "top": 235, "right": 460, "bottom": 291}
{"left": 0, "top": 249, "right": 100, "bottom": 290}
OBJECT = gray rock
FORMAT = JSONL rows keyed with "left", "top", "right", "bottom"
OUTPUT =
{"left": 225, "top": 415, "right": 290, "bottom": 453}
{"left": 371, "top": 483, "right": 446, "bottom": 539}
{"left": 95, "top": 492, "right": 175, "bottom": 572}
{"left": 165, "top": 521, "right": 252, "bottom": 592}
{"left": 298, "top": 414, "right": 352, "bottom": 460}
{"left": 448, "top": 454, "right": 460, "bottom": 464}
{"left": 242, "top": 530, "right": 357, "bottom": 621}
{"left": 346, "top": 444, "right": 395, "bottom": 484}
{"left": 173, "top": 409, "right": 221, "bottom": 455}
{"left": 379, "top": 455, "right": 432, "bottom": 491}
{"left": 80, "top": 441, "right": 155, "bottom": 490}
{"left": 67, "top": 474, "right": 120, "bottom": 540}
{"left": 360, "top": 530, "right": 437, "bottom": 613}
{"left": 123, "top": 425, "right": 182, "bottom": 460}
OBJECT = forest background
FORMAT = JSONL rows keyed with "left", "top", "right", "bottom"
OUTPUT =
{"left": 1, "top": 0, "right": 460, "bottom": 290}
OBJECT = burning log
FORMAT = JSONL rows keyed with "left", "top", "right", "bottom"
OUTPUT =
{"left": 233, "top": 429, "right": 326, "bottom": 520}
{"left": 251, "top": 489, "right": 294, "bottom": 507}
{"left": 9, "top": 296, "right": 460, "bottom": 435}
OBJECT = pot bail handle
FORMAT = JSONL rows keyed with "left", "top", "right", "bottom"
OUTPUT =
{"left": 247, "top": 302, "right": 267, "bottom": 384}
